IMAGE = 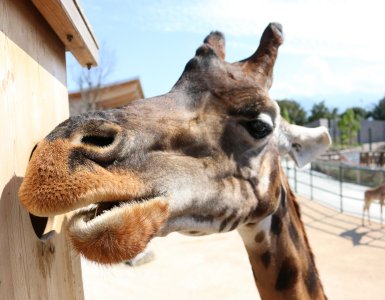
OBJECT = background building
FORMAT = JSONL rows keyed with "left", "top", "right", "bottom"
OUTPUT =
{"left": 307, "top": 118, "right": 385, "bottom": 145}
{"left": 69, "top": 78, "right": 144, "bottom": 115}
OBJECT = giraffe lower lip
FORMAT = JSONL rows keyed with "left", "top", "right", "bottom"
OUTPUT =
{"left": 65, "top": 197, "right": 170, "bottom": 264}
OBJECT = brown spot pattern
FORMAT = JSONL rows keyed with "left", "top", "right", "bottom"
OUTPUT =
{"left": 260, "top": 251, "right": 271, "bottom": 269}
{"left": 229, "top": 218, "right": 241, "bottom": 231}
{"left": 288, "top": 221, "right": 300, "bottom": 250}
{"left": 304, "top": 261, "right": 319, "bottom": 297}
{"left": 254, "top": 231, "right": 265, "bottom": 243}
{"left": 275, "top": 257, "right": 299, "bottom": 291}
{"left": 270, "top": 214, "right": 283, "bottom": 235}
{"left": 219, "top": 211, "right": 236, "bottom": 232}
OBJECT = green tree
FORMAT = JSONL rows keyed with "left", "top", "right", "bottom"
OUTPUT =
{"left": 276, "top": 99, "right": 307, "bottom": 125}
{"left": 337, "top": 109, "right": 360, "bottom": 146}
{"left": 351, "top": 106, "right": 369, "bottom": 119}
{"left": 329, "top": 107, "right": 339, "bottom": 120}
{"left": 371, "top": 96, "right": 385, "bottom": 120}
{"left": 308, "top": 100, "right": 338, "bottom": 123}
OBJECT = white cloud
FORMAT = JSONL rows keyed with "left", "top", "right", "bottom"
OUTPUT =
{"left": 135, "top": 0, "right": 385, "bottom": 106}
{"left": 79, "top": 0, "right": 385, "bottom": 108}
{"left": 271, "top": 54, "right": 385, "bottom": 103}
{"left": 137, "top": 0, "right": 385, "bottom": 62}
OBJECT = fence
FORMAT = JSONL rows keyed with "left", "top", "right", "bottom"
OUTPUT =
{"left": 283, "top": 158, "right": 385, "bottom": 221}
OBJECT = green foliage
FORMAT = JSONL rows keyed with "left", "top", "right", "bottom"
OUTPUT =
{"left": 329, "top": 107, "right": 339, "bottom": 120}
{"left": 276, "top": 99, "right": 307, "bottom": 125}
{"left": 308, "top": 100, "right": 338, "bottom": 123}
{"left": 337, "top": 108, "right": 360, "bottom": 145}
{"left": 371, "top": 96, "right": 385, "bottom": 120}
{"left": 350, "top": 107, "right": 369, "bottom": 119}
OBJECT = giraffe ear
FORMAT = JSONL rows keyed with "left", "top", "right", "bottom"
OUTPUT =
{"left": 278, "top": 120, "right": 331, "bottom": 168}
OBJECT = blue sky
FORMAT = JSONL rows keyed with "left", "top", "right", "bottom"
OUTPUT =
{"left": 67, "top": 0, "right": 385, "bottom": 113}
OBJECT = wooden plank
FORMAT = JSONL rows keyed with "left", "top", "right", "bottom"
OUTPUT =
{"left": 32, "top": 0, "right": 99, "bottom": 67}
{"left": 1, "top": 0, "right": 85, "bottom": 298}
{"left": 0, "top": 0, "right": 67, "bottom": 85}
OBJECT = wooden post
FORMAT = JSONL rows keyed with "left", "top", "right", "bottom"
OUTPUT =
{"left": 1, "top": 0, "right": 97, "bottom": 299}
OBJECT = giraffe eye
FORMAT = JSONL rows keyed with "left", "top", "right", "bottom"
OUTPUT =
{"left": 240, "top": 119, "right": 273, "bottom": 139}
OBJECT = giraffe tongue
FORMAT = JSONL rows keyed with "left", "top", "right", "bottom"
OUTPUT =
{"left": 66, "top": 198, "right": 170, "bottom": 264}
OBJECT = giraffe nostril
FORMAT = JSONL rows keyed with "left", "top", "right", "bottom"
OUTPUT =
{"left": 81, "top": 135, "right": 115, "bottom": 147}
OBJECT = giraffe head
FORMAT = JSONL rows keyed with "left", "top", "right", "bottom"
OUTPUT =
{"left": 19, "top": 23, "right": 331, "bottom": 264}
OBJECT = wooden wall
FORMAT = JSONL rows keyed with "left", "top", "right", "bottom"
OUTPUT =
{"left": 0, "top": 0, "right": 84, "bottom": 299}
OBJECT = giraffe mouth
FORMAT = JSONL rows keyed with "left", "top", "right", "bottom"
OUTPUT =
{"left": 66, "top": 197, "right": 169, "bottom": 264}
{"left": 72, "top": 200, "right": 140, "bottom": 222}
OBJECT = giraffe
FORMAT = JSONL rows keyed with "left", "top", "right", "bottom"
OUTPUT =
{"left": 19, "top": 23, "right": 331, "bottom": 299}
{"left": 362, "top": 183, "right": 385, "bottom": 227}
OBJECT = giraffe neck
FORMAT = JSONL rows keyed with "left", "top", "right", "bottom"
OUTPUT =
{"left": 238, "top": 179, "right": 327, "bottom": 300}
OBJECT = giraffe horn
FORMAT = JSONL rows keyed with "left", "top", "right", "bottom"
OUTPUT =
{"left": 243, "top": 22, "right": 284, "bottom": 89}
{"left": 203, "top": 31, "right": 226, "bottom": 60}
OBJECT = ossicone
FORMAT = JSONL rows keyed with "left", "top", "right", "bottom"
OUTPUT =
{"left": 241, "top": 22, "right": 284, "bottom": 90}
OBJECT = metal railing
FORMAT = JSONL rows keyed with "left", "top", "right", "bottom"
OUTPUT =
{"left": 283, "top": 158, "right": 385, "bottom": 221}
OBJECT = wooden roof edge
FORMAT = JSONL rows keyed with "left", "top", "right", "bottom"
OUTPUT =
{"left": 73, "top": 0, "right": 99, "bottom": 48}
{"left": 69, "top": 78, "right": 144, "bottom": 101}
{"left": 136, "top": 77, "right": 145, "bottom": 98}
{"left": 32, "top": 0, "right": 99, "bottom": 67}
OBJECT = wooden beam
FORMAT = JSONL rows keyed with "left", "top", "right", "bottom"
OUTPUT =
{"left": 32, "top": 0, "right": 99, "bottom": 67}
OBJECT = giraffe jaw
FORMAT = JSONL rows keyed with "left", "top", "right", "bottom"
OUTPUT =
{"left": 66, "top": 197, "right": 169, "bottom": 264}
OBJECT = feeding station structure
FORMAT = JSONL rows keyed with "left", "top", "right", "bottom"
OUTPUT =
{"left": 1, "top": 0, "right": 98, "bottom": 299}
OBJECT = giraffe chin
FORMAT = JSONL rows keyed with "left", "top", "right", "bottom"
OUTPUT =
{"left": 66, "top": 197, "right": 169, "bottom": 264}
